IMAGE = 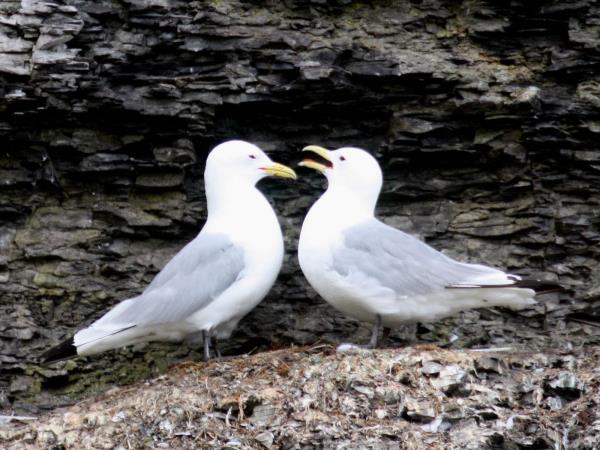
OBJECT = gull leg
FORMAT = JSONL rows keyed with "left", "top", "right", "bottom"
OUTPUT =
{"left": 202, "top": 330, "right": 211, "bottom": 362}
{"left": 382, "top": 327, "right": 391, "bottom": 346}
{"left": 337, "top": 315, "right": 383, "bottom": 353}
{"left": 367, "top": 315, "right": 382, "bottom": 348}
{"left": 212, "top": 336, "right": 222, "bottom": 360}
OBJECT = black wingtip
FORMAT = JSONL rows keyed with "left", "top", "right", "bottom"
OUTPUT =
{"left": 39, "top": 337, "right": 78, "bottom": 364}
{"left": 447, "top": 278, "right": 565, "bottom": 294}
{"left": 511, "top": 278, "right": 565, "bottom": 295}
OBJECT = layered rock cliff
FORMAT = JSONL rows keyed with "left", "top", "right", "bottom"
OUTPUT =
{"left": 1, "top": 0, "right": 599, "bottom": 414}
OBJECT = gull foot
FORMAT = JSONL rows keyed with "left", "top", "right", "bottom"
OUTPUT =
{"left": 337, "top": 343, "right": 371, "bottom": 352}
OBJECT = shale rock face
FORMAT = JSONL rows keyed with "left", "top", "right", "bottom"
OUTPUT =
{"left": 1, "top": 0, "right": 599, "bottom": 413}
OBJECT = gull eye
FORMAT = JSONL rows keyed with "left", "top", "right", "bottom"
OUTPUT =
{"left": 339, "top": 155, "right": 346, "bottom": 161}
{"left": 249, "top": 154, "right": 256, "bottom": 159}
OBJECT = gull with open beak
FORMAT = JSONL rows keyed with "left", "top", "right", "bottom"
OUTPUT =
{"left": 41, "top": 140, "right": 297, "bottom": 363}
{"left": 298, "top": 145, "right": 561, "bottom": 349}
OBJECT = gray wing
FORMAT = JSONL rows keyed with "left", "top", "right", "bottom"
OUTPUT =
{"left": 332, "top": 219, "right": 508, "bottom": 297}
{"left": 93, "top": 232, "right": 245, "bottom": 327}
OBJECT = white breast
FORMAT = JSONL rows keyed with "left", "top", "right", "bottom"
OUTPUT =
{"left": 192, "top": 189, "right": 284, "bottom": 336}
{"left": 299, "top": 192, "right": 376, "bottom": 320}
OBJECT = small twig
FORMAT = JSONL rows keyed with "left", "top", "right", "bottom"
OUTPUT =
{"left": 307, "top": 343, "right": 331, "bottom": 352}
{"left": 0, "top": 415, "right": 37, "bottom": 424}
{"left": 470, "top": 347, "right": 514, "bottom": 353}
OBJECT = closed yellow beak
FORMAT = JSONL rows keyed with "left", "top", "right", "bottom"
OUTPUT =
{"left": 261, "top": 162, "right": 297, "bottom": 180}
{"left": 298, "top": 145, "right": 332, "bottom": 172}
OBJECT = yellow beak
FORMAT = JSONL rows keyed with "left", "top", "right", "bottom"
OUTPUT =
{"left": 298, "top": 145, "right": 333, "bottom": 172}
{"left": 261, "top": 162, "right": 297, "bottom": 180}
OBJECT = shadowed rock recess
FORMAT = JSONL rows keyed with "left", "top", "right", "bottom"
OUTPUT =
{"left": 1, "top": 0, "right": 599, "bottom": 422}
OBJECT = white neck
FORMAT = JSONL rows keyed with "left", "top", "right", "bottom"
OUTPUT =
{"left": 302, "top": 186, "right": 376, "bottom": 237}
{"left": 203, "top": 177, "right": 279, "bottom": 240}
{"left": 206, "top": 177, "right": 255, "bottom": 216}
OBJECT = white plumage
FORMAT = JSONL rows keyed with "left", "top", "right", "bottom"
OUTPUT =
{"left": 298, "top": 145, "right": 539, "bottom": 347}
{"left": 45, "top": 140, "right": 296, "bottom": 362}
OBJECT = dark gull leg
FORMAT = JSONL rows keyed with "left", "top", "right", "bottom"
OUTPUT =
{"left": 367, "top": 314, "right": 382, "bottom": 348}
{"left": 381, "top": 327, "right": 391, "bottom": 347}
{"left": 212, "top": 336, "right": 222, "bottom": 360}
{"left": 337, "top": 315, "right": 383, "bottom": 352}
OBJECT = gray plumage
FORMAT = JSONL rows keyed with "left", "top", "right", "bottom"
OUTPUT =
{"left": 76, "top": 233, "right": 245, "bottom": 346}
{"left": 332, "top": 219, "right": 506, "bottom": 298}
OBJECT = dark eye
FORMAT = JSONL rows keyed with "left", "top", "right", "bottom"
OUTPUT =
{"left": 339, "top": 155, "right": 346, "bottom": 161}
{"left": 249, "top": 154, "right": 256, "bottom": 159}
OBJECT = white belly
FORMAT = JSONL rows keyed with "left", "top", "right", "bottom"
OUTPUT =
{"left": 187, "top": 262, "right": 280, "bottom": 339}
{"left": 189, "top": 221, "right": 284, "bottom": 338}
{"left": 298, "top": 187, "right": 537, "bottom": 329}
{"left": 300, "top": 239, "right": 535, "bottom": 327}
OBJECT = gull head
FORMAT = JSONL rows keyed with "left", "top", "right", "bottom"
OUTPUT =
{"left": 300, "top": 145, "right": 383, "bottom": 202}
{"left": 206, "top": 140, "right": 297, "bottom": 185}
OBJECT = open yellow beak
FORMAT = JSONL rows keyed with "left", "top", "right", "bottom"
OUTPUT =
{"left": 298, "top": 145, "right": 333, "bottom": 172}
{"left": 261, "top": 162, "right": 297, "bottom": 180}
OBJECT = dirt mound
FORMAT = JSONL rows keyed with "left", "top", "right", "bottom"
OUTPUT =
{"left": 2, "top": 344, "right": 599, "bottom": 449}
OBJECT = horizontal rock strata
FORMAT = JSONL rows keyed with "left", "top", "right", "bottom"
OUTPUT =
{"left": 0, "top": 0, "right": 599, "bottom": 413}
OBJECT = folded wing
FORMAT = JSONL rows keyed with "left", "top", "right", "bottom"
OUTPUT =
{"left": 74, "top": 233, "right": 245, "bottom": 347}
{"left": 332, "top": 219, "right": 516, "bottom": 298}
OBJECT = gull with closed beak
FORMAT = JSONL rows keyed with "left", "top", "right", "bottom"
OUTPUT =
{"left": 42, "top": 140, "right": 297, "bottom": 362}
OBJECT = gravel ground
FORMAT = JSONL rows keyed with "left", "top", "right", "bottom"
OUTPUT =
{"left": 2, "top": 340, "right": 599, "bottom": 449}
